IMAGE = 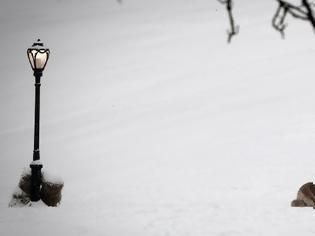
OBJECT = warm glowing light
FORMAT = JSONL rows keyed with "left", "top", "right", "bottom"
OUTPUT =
{"left": 27, "top": 39, "right": 50, "bottom": 71}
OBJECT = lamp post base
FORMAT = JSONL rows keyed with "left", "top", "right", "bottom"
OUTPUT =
{"left": 30, "top": 161, "right": 43, "bottom": 202}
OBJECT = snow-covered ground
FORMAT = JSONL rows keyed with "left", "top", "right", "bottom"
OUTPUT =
{"left": 1, "top": 0, "right": 315, "bottom": 235}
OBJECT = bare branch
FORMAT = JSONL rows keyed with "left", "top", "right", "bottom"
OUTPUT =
{"left": 272, "top": 3, "right": 287, "bottom": 38}
{"left": 218, "top": 0, "right": 315, "bottom": 42}
{"left": 302, "top": 0, "right": 315, "bottom": 30}
{"left": 218, "top": 0, "right": 239, "bottom": 43}
{"left": 272, "top": 0, "right": 315, "bottom": 37}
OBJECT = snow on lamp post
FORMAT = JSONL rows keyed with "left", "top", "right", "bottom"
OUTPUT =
{"left": 27, "top": 39, "right": 50, "bottom": 202}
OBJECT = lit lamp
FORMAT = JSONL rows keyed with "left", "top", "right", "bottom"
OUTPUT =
{"left": 27, "top": 39, "right": 50, "bottom": 201}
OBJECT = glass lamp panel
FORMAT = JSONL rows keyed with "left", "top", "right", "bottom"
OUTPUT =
{"left": 34, "top": 51, "right": 48, "bottom": 70}
{"left": 27, "top": 50, "right": 35, "bottom": 70}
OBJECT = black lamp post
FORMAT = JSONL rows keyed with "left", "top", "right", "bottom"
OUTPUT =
{"left": 27, "top": 39, "right": 50, "bottom": 202}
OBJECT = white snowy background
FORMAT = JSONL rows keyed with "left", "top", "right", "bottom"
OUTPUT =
{"left": 1, "top": 0, "right": 315, "bottom": 235}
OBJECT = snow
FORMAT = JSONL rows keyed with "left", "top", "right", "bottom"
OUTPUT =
{"left": 1, "top": 0, "right": 315, "bottom": 235}
{"left": 42, "top": 170, "right": 64, "bottom": 185}
{"left": 30, "top": 160, "right": 43, "bottom": 166}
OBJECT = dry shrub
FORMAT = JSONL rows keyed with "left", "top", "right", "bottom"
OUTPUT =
{"left": 40, "top": 180, "right": 64, "bottom": 207}
{"left": 12, "top": 168, "right": 64, "bottom": 207}
{"left": 18, "top": 172, "right": 31, "bottom": 195}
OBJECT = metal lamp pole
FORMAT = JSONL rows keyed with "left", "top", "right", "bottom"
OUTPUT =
{"left": 27, "top": 39, "right": 50, "bottom": 202}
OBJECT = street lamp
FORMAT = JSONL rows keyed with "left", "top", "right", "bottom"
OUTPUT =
{"left": 27, "top": 39, "right": 50, "bottom": 202}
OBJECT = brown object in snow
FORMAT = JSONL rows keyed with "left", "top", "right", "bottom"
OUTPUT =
{"left": 291, "top": 182, "right": 315, "bottom": 207}
{"left": 18, "top": 172, "right": 31, "bottom": 195}
{"left": 40, "top": 180, "right": 64, "bottom": 207}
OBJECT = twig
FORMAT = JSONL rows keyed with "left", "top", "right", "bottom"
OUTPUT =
{"left": 218, "top": 0, "right": 239, "bottom": 43}
{"left": 272, "top": 0, "right": 315, "bottom": 37}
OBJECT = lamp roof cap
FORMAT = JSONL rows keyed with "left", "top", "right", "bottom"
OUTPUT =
{"left": 29, "top": 39, "right": 48, "bottom": 50}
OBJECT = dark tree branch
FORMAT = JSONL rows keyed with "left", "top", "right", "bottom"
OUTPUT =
{"left": 272, "top": 0, "right": 315, "bottom": 37}
{"left": 272, "top": 3, "right": 287, "bottom": 38}
{"left": 218, "top": 0, "right": 239, "bottom": 43}
{"left": 218, "top": 0, "right": 315, "bottom": 41}
{"left": 302, "top": 0, "right": 315, "bottom": 29}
